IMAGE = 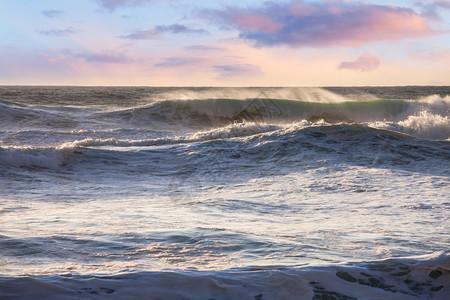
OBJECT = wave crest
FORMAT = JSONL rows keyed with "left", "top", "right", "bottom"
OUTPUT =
{"left": 1, "top": 92, "right": 449, "bottom": 140}
{"left": 399, "top": 111, "right": 449, "bottom": 140}
{"left": 0, "top": 145, "right": 75, "bottom": 169}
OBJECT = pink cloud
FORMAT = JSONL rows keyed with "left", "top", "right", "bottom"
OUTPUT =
{"left": 230, "top": 14, "right": 283, "bottom": 34}
{"left": 339, "top": 52, "right": 380, "bottom": 72}
{"left": 41, "top": 54, "right": 68, "bottom": 63}
{"left": 202, "top": 1, "right": 437, "bottom": 48}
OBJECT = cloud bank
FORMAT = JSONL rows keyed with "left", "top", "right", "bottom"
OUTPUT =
{"left": 202, "top": 1, "right": 436, "bottom": 47}
{"left": 339, "top": 52, "right": 380, "bottom": 72}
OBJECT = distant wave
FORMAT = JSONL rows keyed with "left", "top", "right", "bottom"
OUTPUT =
{"left": 95, "top": 93, "right": 449, "bottom": 125}
{"left": 1, "top": 95, "right": 448, "bottom": 139}
{"left": 98, "top": 98, "right": 414, "bottom": 124}
{"left": 0, "top": 99, "right": 94, "bottom": 130}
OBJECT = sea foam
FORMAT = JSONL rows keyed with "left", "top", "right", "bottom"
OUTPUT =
{"left": 0, "top": 145, "right": 74, "bottom": 169}
{"left": 0, "top": 252, "right": 448, "bottom": 299}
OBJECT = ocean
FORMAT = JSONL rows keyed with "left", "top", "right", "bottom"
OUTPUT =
{"left": 0, "top": 86, "right": 449, "bottom": 299}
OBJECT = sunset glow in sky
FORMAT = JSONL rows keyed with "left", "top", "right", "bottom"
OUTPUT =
{"left": 1, "top": 0, "right": 450, "bottom": 86}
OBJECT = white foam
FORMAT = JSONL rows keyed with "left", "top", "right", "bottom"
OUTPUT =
{"left": 1, "top": 252, "right": 448, "bottom": 299}
{"left": 398, "top": 111, "right": 449, "bottom": 140}
{"left": 49, "top": 123, "right": 281, "bottom": 150}
{"left": 418, "top": 94, "right": 450, "bottom": 105}
{"left": 367, "top": 95, "right": 449, "bottom": 140}
{"left": 0, "top": 145, "right": 74, "bottom": 169}
{"left": 188, "top": 122, "right": 280, "bottom": 141}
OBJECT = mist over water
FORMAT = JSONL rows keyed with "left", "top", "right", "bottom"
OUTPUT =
{"left": 0, "top": 86, "right": 449, "bottom": 299}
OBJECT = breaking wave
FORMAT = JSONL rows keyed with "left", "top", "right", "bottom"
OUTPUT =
{"left": 1, "top": 94, "right": 448, "bottom": 139}
{"left": 0, "top": 145, "right": 75, "bottom": 169}
{"left": 2, "top": 124, "right": 448, "bottom": 173}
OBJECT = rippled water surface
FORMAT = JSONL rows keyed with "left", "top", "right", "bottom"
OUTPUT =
{"left": 0, "top": 86, "right": 449, "bottom": 299}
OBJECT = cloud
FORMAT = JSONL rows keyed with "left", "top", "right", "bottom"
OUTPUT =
{"left": 45, "top": 49, "right": 132, "bottom": 64}
{"left": 41, "top": 53, "right": 68, "bottom": 63}
{"left": 154, "top": 57, "right": 202, "bottom": 67}
{"left": 201, "top": 1, "right": 436, "bottom": 48}
{"left": 38, "top": 28, "right": 76, "bottom": 36}
{"left": 339, "top": 52, "right": 380, "bottom": 72}
{"left": 93, "top": 0, "right": 155, "bottom": 12}
{"left": 42, "top": 10, "right": 64, "bottom": 18}
{"left": 120, "top": 24, "right": 207, "bottom": 40}
{"left": 120, "top": 29, "right": 161, "bottom": 40}
{"left": 183, "top": 45, "right": 225, "bottom": 52}
{"left": 415, "top": 0, "right": 450, "bottom": 19}
{"left": 212, "top": 64, "right": 263, "bottom": 77}
{"left": 156, "top": 24, "right": 207, "bottom": 35}
{"left": 77, "top": 51, "right": 132, "bottom": 64}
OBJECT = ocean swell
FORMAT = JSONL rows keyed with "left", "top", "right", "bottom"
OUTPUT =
{"left": 1, "top": 94, "right": 449, "bottom": 139}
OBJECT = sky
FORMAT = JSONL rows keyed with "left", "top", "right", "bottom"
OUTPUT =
{"left": 1, "top": 0, "right": 450, "bottom": 86}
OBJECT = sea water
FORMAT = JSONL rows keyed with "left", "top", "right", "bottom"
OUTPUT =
{"left": 0, "top": 86, "right": 449, "bottom": 299}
